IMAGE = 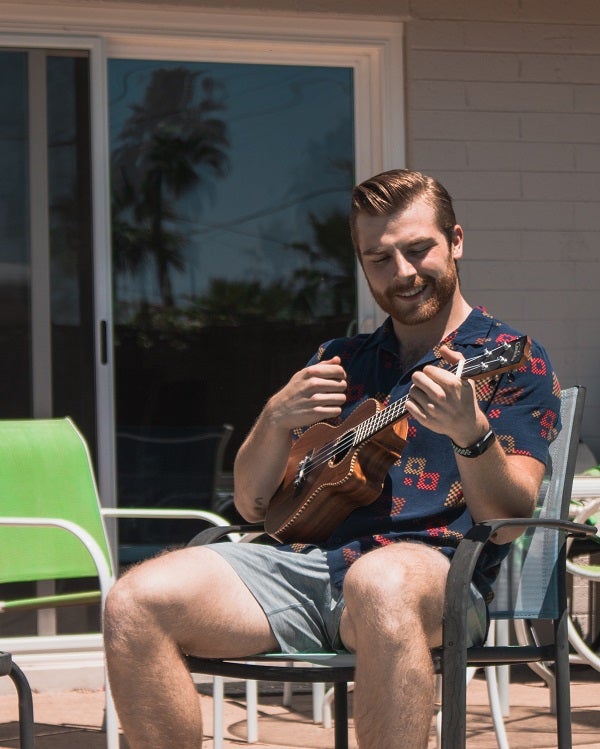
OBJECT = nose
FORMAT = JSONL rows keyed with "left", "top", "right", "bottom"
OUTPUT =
{"left": 391, "top": 250, "right": 417, "bottom": 280}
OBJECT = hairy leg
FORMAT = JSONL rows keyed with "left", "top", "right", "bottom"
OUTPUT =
{"left": 103, "top": 546, "right": 277, "bottom": 749}
{"left": 339, "top": 542, "right": 449, "bottom": 749}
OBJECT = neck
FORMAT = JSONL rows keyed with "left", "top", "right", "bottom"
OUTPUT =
{"left": 391, "top": 293, "right": 472, "bottom": 354}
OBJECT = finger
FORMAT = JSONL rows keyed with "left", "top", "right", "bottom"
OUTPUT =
{"left": 411, "top": 370, "right": 447, "bottom": 400}
{"left": 406, "top": 383, "right": 436, "bottom": 414}
{"left": 307, "top": 357, "right": 346, "bottom": 383}
{"left": 404, "top": 393, "right": 434, "bottom": 423}
{"left": 306, "top": 375, "right": 347, "bottom": 395}
{"left": 438, "top": 345, "right": 462, "bottom": 364}
{"left": 420, "top": 359, "right": 467, "bottom": 390}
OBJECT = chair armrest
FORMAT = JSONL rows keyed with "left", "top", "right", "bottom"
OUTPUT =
{"left": 186, "top": 523, "right": 265, "bottom": 546}
{"left": 101, "top": 507, "right": 247, "bottom": 543}
{"left": 443, "top": 517, "right": 595, "bottom": 654}
{"left": 102, "top": 507, "right": 230, "bottom": 524}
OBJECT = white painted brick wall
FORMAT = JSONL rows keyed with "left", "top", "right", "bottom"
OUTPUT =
{"left": 407, "top": 8, "right": 600, "bottom": 460}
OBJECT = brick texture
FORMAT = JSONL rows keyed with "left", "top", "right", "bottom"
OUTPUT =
{"left": 406, "top": 8, "right": 600, "bottom": 460}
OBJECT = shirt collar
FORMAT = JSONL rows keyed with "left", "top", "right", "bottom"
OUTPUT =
{"left": 369, "top": 307, "right": 500, "bottom": 373}
{"left": 368, "top": 307, "right": 497, "bottom": 350}
{"left": 441, "top": 306, "right": 498, "bottom": 350}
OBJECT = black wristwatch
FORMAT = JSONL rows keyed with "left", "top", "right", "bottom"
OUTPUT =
{"left": 451, "top": 429, "right": 496, "bottom": 458}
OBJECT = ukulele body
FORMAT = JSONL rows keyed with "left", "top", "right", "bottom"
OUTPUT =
{"left": 265, "top": 398, "right": 408, "bottom": 543}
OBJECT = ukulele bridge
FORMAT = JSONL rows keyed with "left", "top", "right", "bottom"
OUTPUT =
{"left": 293, "top": 452, "right": 313, "bottom": 487}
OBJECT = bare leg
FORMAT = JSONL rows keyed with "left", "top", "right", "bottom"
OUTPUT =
{"left": 103, "top": 546, "right": 277, "bottom": 749}
{"left": 339, "top": 542, "right": 449, "bottom": 749}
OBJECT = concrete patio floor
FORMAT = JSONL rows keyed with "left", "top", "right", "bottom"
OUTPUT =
{"left": 0, "top": 664, "right": 598, "bottom": 748}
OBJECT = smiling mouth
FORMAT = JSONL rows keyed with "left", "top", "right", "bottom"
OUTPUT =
{"left": 395, "top": 285, "right": 427, "bottom": 299}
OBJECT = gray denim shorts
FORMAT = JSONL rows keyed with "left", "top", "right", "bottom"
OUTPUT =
{"left": 208, "top": 541, "right": 488, "bottom": 654}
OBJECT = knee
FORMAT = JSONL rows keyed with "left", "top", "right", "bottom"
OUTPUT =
{"left": 343, "top": 555, "right": 412, "bottom": 641}
{"left": 103, "top": 564, "right": 167, "bottom": 647}
{"left": 343, "top": 550, "right": 406, "bottom": 610}
{"left": 342, "top": 546, "right": 447, "bottom": 645}
{"left": 103, "top": 575, "right": 136, "bottom": 643}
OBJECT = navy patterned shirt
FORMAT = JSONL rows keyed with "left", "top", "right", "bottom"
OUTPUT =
{"left": 277, "top": 308, "right": 561, "bottom": 601}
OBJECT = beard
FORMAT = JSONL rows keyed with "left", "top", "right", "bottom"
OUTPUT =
{"left": 368, "top": 260, "right": 459, "bottom": 326}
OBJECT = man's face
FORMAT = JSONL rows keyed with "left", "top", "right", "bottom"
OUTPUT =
{"left": 354, "top": 197, "right": 463, "bottom": 327}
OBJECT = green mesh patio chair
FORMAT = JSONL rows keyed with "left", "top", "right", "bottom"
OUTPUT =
{"left": 0, "top": 417, "right": 118, "bottom": 748}
{"left": 0, "top": 417, "right": 235, "bottom": 749}
{"left": 184, "top": 386, "right": 596, "bottom": 749}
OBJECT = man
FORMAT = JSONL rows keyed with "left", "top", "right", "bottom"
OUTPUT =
{"left": 104, "top": 169, "right": 560, "bottom": 748}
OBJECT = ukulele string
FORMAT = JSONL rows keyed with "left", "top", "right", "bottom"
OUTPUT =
{"left": 294, "top": 355, "right": 498, "bottom": 479}
{"left": 299, "top": 394, "right": 410, "bottom": 472}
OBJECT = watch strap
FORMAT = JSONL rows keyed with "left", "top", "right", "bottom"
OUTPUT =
{"left": 451, "top": 429, "right": 496, "bottom": 458}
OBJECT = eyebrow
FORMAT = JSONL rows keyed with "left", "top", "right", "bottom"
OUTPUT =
{"left": 361, "top": 245, "right": 389, "bottom": 256}
{"left": 361, "top": 237, "right": 434, "bottom": 256}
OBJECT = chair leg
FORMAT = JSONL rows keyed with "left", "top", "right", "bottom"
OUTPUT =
{"left": 440, "top": 660, "right": 468, "bottom": 748}
{"left": 484, "top": 665, "right": 510, "bottom": 749}
{"left": 555, "top": 614, "right": 573, "bottom": 749}
{"left": 7, "top": 661, "right": 36, "bottom": 749}
{"left": 282, "top": 680, "right": 293, "bottom": 706}
{"left": 435, "top": 668, "right": 480, "bottom": 748}
{"left": 312, "top": 682, "right": 325, "bottom": 724}
{"left": 435, "top": 675, "right": 442, "bottom": 749}
{"left": 333, "top": 682, "right": 349, "bottom": 749}
{"left": 282, "top": 661, "right": 294, "bottom": 706}
{"left": 494, "top": 619, "right": 511, "bottom": 716}
{"left": 245, "top": 680, "right": 258, "bottom": 743}
{"left": 103, "top": 674, "right": 121, "bottom": 749}
{"left": 212, "top": 676, "right": 224, "bottom": 749}
{"left": 322, "top": 685, "right": 334, "bottom": 729}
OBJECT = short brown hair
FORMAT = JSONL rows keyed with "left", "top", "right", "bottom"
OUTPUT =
{"left": 349, "top": 169, "right": 457, "bottom": 250}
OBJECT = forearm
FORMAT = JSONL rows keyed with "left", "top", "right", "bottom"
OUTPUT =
{"left": 233, "top": 408, "right": 292, "bottom": 522}
{"left": 233, "top": 355, "right": 347, "bottom": 522}
{"left": 457, "top": 444, "right": 545, "bottom": 543}
{"left": 406, "top": 350, "right": 546, "bottom": 542}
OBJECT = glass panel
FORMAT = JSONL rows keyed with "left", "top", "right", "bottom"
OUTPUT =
{"left": 0, "top": 50, "right": 98, "bottom": 637}
{"left": 0, "top": 51, "right": 31, "bottom": 416}
{"left": 109, "top": 60, "right": 355, "bottom": 556}
{"left": 47, "top": 54, "right": 97, "bottom": 457}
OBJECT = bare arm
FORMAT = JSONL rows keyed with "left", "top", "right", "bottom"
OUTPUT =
{"left": 405, "top": 346, "right": 545, "bottom": 544}
{"left": 233, "top": 357, "right": 347, "bottom": 522}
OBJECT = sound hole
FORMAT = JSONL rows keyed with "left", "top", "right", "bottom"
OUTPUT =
{"left": 329, "top": 430, "right": 355, "bottom": 465}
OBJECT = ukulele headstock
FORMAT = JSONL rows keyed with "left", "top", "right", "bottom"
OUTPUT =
{"left": 461, "top": 335, "right": 531, "bottom": 381}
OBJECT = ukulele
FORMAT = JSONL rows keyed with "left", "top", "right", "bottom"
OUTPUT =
{"left": 264, "top": 336, "right": 531, "bottom": 543}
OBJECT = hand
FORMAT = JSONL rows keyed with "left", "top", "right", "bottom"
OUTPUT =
{"left": 405, "top": 346, "right": 489, "bottom": 446}
{"left": 266, "top": 356, "right": 347, "bottom": 430}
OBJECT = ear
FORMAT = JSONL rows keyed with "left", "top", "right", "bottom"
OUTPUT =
{"left": 450, "top": 224, "right": 464, "bottom": 260}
